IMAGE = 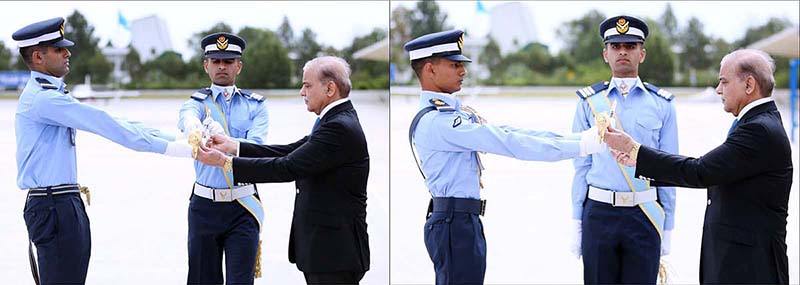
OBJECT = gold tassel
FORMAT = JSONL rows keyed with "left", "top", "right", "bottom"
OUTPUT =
{"left": 188, "top": 130, "right": 203, "bottom": 158}
{"left": 657, "top": 262, "right": 669, "bottom": 285}
{"left": 254, "top": 240, "right": 262, "bottom": 278}
{"left": 78, "top": 185, "right": 91, "bottom": 206}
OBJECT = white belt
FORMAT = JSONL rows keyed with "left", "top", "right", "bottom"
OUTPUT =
{"left": 588, "top": 186, "right": 657, "bottom": 207}
{"left": 193, "top": 183, "right": 255, "bottom": 202}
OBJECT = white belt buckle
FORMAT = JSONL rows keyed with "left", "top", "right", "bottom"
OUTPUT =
{"left": 213, "top": 189, "right": 234, "bottom": 202}
{"left": 612, "top": 192, "right": 635, "bottom": 207}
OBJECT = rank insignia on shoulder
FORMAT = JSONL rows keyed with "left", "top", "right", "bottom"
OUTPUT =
{"left": 452, "top": 116, "right": 462, "bottom": 128}
{"left": 241, "top": 90, "right": 264, "bottom": 102}
{"left": 429, "top": 98, "right": 455, "bottom": 112}
{"left": 248, "top": 93, "right": 264, "bottom": 102}
{"left": 35, "top": 77, "right": 57, "bottom": 90}
{"left": 643, "top": 82, "right": 674, "bottom": 101}
{"left": 576, "top": 81, "right": 609, "bottom": 99}
{"left": 191, "top": 88, "right": 211, "bottom": 101}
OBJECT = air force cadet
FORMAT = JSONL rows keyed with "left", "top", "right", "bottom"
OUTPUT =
{"left": 404, "top": 30, "right": 605, "bottom": 285}
{"left": 604, "top": 49, "right": 792, "bottom": 284}
{"left": 13, "top": 17, "right": 192, "bottom": 285}
{"left": 177, "top": 32, "right": 269, "bottom": 285}
{"left": 570, "top": 15, "right": 678, "bottom": 284}
{"left": 194, "top": 56, "right": 370, "bottom": 284}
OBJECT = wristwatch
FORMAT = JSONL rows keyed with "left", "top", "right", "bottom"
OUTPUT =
{"left": 223, "top": 156, "right": 233, "bottom": 172}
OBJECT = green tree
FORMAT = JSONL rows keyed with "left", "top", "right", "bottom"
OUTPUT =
{"left": 558, "top": 10, "right": 606, "bottom": 65}
{"left": 236, "top": 26, "right": 294, "bottom": 89}
{"left": 640, "top": 19, "right": 676, "bottom": 86}
{"left": 295, "top": 28, "right": 322, "bottom": 79}
{"left": 409, "top": 1, "right": 451, "bottom": 39}
{"left": 63, "top": 11, "right": 104, "bottom": 84}
{"left": 277, "top": 16, "right": 294, "bottom": 48}
{"left": 144, "top": 51, "right": 186, "bottom": 82}
{"left": 512, "top": 43, "right": 553, "bottom": 73}
{"left": 0, "top": 41, "right": 12, "bottom": 71}
{"left": 734, "top": 17, "right": 792, "bottom": 48}
{"left": 709, "top": 38, "right": 732, "bottom": 68}
{"left": 479, "top": 37, "right": 503, "bottom": 85}
{"left": 344, "top": 28, "right": 389, "bottom": 89}
{"left": 14, "top": 54, "right": 28, "bottom": 70}
{"left": 390, "top": 6, "right": 413, "bottom": 77}
{"left": 678, "top": 17, "right": 713, "bottom": 71}
{"left": 88, "top": 52, "right": 113, "bottom": 84}
{"left": 122, "top": 45, "right": 144, "bottom": 87}
{"left": 732, "top": 18, "right": 795, "bottom": 88}
{"left": 659, "top": 3, "right": 679, "bottom": 42}
{"left": 321, "top": 45, "right": 344, "bottom": 58}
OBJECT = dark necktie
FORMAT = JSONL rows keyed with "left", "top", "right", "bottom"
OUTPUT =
{"left": 727, "top": 118, "right": 739, "bottom": 135}
{"left": 311, "top": 117, "right": 321, "bottom": 134}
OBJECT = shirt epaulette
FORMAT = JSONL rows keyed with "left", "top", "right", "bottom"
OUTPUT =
{"left": 429, "top": 98, "right": 455, "bottom": 112}
{"left": 191, "top": 88, "right": 211, "bottom": 101}
{"left": 240, "top": 89, "right": 264, "bottom": 102}
{"left": 35, "top": 77, "right": 58, "bottom": 90}
{"left": 576, "top": 81, "right": 609, "bottom": 99}
{"left": 643, "top": 82, "right": 674, "bottom": 101}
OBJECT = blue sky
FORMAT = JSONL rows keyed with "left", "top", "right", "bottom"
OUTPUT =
{"left": 392, "top": 1, "right": 800, "bottom": 52}
{"left": 1, "top": 1, "right": 389, "bottom": 60}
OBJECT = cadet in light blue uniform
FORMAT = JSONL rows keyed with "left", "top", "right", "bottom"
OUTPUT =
{"left": 176, "top": 32, "right": 269, "bottom": 285}
{"left": 14, "top": 17, "right": 191, "bottom": 285}
{"left": 570, "top": 15, "right": 678, "bottom": 284}
{"left": 405, "top": 30, "right": 603, "bottom": 285}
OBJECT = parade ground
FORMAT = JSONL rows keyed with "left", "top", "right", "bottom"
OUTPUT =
{"left": 390, "top": 91, "right": 799, "bottom": 284}
{"left": 0, "top": 93, "right": 389, "bottom": 284}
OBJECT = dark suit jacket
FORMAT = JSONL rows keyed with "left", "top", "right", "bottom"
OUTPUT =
{"left": 635, "top": 101, "right": 792, "bottom": 284}
{"left": 231, "top": 100, "right": 370, "bottom": 273}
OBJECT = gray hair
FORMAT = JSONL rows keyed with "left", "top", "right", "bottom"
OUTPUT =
{"left": 303, "top": 56, "right": 352, "bottom": 98}
{"left": 721, "top": 49, "right": 776, "bottom": 97}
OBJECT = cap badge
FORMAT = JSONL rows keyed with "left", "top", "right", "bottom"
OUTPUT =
{"left": 616, "top": 18, "right": 629, "bottom": 34}
{"left": 457, "top": 34, "right": 464, "bottom": 50}
{"left": 59, "top": 23, "right": 65, "bottom": 36}
{"left": 216, "top": 36, "right": 229, "bottom": 50}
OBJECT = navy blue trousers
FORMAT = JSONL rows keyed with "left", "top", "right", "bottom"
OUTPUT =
{"left": 187, "top": 193, "right": 260, "bottom": 285}
{"left": 424, "top": 211, "right": 486, "bottom": 285}
{"left": 304, "top": 271, "right": 366, "bottom": 284}
{"left": 581, "top": 199, "right": 661, "bottom": 284}
{"left": 23, "top": 192, "right": 91, "bottom": 285}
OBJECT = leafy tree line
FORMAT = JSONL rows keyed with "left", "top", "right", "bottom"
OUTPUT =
{"left": 389, "top": 2, "right": 797, "bottom": 88}
{"left": 1, "top": 11, "right": 388, "bottom": 90}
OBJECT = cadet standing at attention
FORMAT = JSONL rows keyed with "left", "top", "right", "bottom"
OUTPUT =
{"left": 404, "top": 30, "right": 605, "bottom": 285}
{"left": 13, "top": 17, "right": 192, "bottom": 285}
{"left": 177, "top": 32, "right": 269, "bottom": 285}
{"left": 569, "top": 15, "right": 678, "bottom": 284}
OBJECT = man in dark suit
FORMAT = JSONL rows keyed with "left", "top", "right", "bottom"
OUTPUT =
{"left": 195, "top": 56, "right": 370, "bottom": 285}
{"left": 604, "top": 49, "right": 793, "bottom": 284}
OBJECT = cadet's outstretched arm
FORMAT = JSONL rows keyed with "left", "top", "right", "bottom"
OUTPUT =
{"left": 34, "top": 91, "right": 177, "bottom": 154}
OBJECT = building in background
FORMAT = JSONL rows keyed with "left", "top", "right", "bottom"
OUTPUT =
{"left": 130, "top": 15, "right": 173, "bottom": 62}
{"left": 487, "top": 2, "right": 537, "bottom": 55}
{"left": 101, "top": 46, "right": 131, "bottom": 85}
{"left": 99, "top": 14, "right": 173, "bottom": 86}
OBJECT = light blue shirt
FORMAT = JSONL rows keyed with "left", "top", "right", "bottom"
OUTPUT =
{"left": 178, "top": 85, "right": 268, "bottom": 188}
{"left": 414, "top": 91, "right": 582, "bottom": 199}
{"left": 15, "top": 71, "right": 170, "bottom": 189}
{"left": 571, "top": 78, "right": 679, "bottom": 230}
